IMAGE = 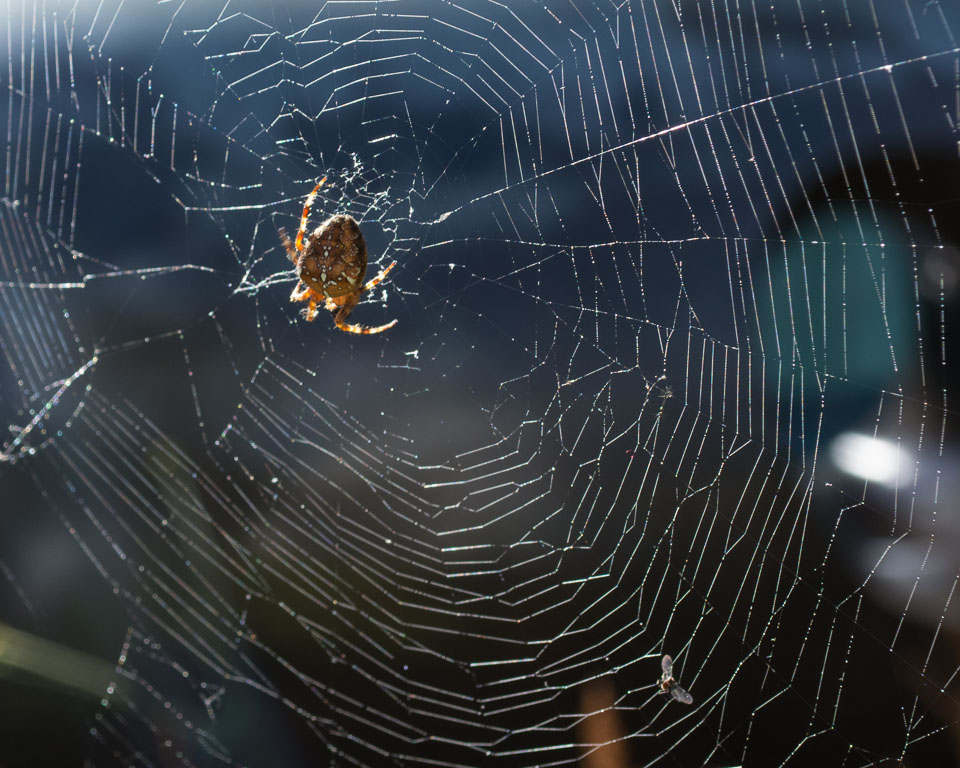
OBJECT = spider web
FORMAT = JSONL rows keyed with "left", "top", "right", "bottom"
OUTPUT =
{"left": 2, "top": 1, "right": 960, "bottom": 765}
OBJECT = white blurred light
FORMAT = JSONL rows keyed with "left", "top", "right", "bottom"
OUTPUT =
{"left": 830, "top": 432, "right": 910, "bottom": 486}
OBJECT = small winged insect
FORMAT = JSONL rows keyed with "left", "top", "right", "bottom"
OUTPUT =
{"left": 659, "top": 654, "right": 694, "bottom": 705}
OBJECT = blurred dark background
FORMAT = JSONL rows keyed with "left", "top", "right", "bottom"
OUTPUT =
{"left": 2, "top": 1, "right": 960, "bottom": 766}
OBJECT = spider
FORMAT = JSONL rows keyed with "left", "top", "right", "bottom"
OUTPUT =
{"left": 658, "top": 654, "right": 693, "bottom": 705}
{"left": 279, "top": 177, "right": 398, "bottom": 334}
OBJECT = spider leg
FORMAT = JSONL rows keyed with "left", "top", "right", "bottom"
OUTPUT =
{"left": 335, "top": 317, "right": 399, "bottom": 335}
{"left": 333, "top": 302, "right": 397, "bottom": 335}
{"left": 303, "top": 294, "right": 320, "bottom": 322}
{"left": 361, "top": 261, "right": 397, "bottom": 293}
{"left": 278, "top": 227, "right": 299, "bottom": 264}
{"left": 290, "top": 281, "right": 310, "bottom": 302}
{"left": 295, "top": 176, "right": 327, "bottom": 252}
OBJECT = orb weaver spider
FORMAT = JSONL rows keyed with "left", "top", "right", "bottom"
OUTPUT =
{"left": 279, "top": 177, "right": 398, "bottom": 334}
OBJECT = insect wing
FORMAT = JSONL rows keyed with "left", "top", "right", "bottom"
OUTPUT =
{"left": 669, "top": 683, "right": 693, "bottom": 705}
{"left": 661, "top": 655, "right": 674, "bottom": 677}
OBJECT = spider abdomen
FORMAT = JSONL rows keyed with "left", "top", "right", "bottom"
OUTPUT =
{"left": 298, "top": 214, "right": 368, "bottom": 299}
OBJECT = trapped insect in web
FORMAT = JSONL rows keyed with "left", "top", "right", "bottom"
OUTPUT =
{"left": 659, "top": 654, "right": 693, "bottom": 705}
